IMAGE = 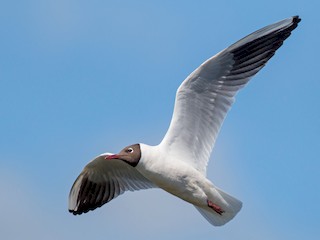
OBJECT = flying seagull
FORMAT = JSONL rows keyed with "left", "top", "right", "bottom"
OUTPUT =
{"left": 69, "top": 16, "right": 301, "bottom": 226}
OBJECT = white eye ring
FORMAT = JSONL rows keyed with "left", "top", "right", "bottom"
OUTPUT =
{"left": 127, "top": 147, "right": 134, "bottom": 153}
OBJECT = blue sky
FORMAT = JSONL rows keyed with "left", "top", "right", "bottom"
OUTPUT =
{"left": 1, "top": 1, "right": 319, "bottom": 239}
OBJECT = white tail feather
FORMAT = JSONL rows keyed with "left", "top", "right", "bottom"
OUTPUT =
{"left": 195, "top": 188, "right": 242, "bottom": 226}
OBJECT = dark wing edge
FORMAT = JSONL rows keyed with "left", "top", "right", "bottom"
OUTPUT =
{"left": 206, "top": 16, "right": 301, "bottom": 96}
{"left": 68, "top": 157, "right": 155, "bottom": 215}
{"left": 226, "top": 16, "right": 301, "bottom": 82}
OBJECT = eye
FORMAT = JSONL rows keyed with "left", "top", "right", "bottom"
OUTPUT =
{"left": 126, "top": 147, "right": 134, "bottom": 153}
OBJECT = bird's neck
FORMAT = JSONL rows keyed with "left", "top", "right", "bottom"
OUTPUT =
{"left": 137, "top": 143, "right": 161, "bottom": 170}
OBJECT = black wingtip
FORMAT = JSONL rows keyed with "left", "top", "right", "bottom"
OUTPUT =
{"left": 286, "top": 16, "right": 301, "bottom": 34}
{"left": 292, "top": 16, "right": 301, "bottom": 28}
{"left": 292, "top": 15, "right": 301, "bottom": 24}
{"left": 68, "top": 209, "right": 82, "bottom": 215}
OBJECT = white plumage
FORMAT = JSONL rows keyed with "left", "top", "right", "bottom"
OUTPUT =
{"left": 69, "top": 16, "right": 300, "bottom": 226}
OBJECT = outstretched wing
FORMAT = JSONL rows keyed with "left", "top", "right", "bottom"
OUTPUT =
{"left": 160, "top": 16, "right": 300, "bottom": 175}
{"left": 69, "top": 155, "right": 155, "bottom": 215}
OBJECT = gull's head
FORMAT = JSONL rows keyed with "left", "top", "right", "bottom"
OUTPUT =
{"left": 104, "top": 143, "right": 141, "bottom": 167}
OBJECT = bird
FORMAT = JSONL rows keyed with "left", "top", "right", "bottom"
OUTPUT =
{"left": 68, "top": 16, "right": 301, "bottom": 226}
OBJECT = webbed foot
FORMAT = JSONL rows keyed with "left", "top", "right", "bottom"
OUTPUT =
{"left": 207, "top": 199, "right": 225, "bottom": 215}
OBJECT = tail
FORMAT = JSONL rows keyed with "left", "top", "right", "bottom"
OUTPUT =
{"left": 195, "top": 188, "right": 242, "bottom": 226}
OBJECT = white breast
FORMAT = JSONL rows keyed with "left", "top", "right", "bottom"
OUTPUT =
{"left": 136, "top": 144, "right": 210, "bottom": 205}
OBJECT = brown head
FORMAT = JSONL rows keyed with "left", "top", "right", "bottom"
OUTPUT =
{"left": 105, "top": 143, "right": 141, "bottom": 167}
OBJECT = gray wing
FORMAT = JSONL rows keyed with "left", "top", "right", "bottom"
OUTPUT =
{"left": 69, "top": 155, "right": 155, "bottom": 215}
{"left": 160, "top": 16, "right": 301, "bottom": 175}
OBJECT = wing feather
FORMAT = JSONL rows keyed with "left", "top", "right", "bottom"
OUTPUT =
{"left": 68, "top": 155, "right": 155, "bottom": 215}
{"left": 160, "top": 16, "right": 300, "bottom": 175}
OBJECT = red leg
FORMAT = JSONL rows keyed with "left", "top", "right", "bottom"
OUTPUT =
{"left": 207, "top": 199, "right": 225, "bottom": 215}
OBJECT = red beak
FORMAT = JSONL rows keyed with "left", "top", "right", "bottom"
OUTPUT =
{"left": 105, "top": 154, "right": 119, "bottom": 160}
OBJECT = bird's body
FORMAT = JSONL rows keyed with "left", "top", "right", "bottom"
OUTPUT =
{"left": 138, "top": 144, "right": 209, "bottom": 205}
{"left": 136, "top": 144, "right": 242, "bottom": 225}
{"left": 68, "top": 16, "right": 301, "bottom": 226}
